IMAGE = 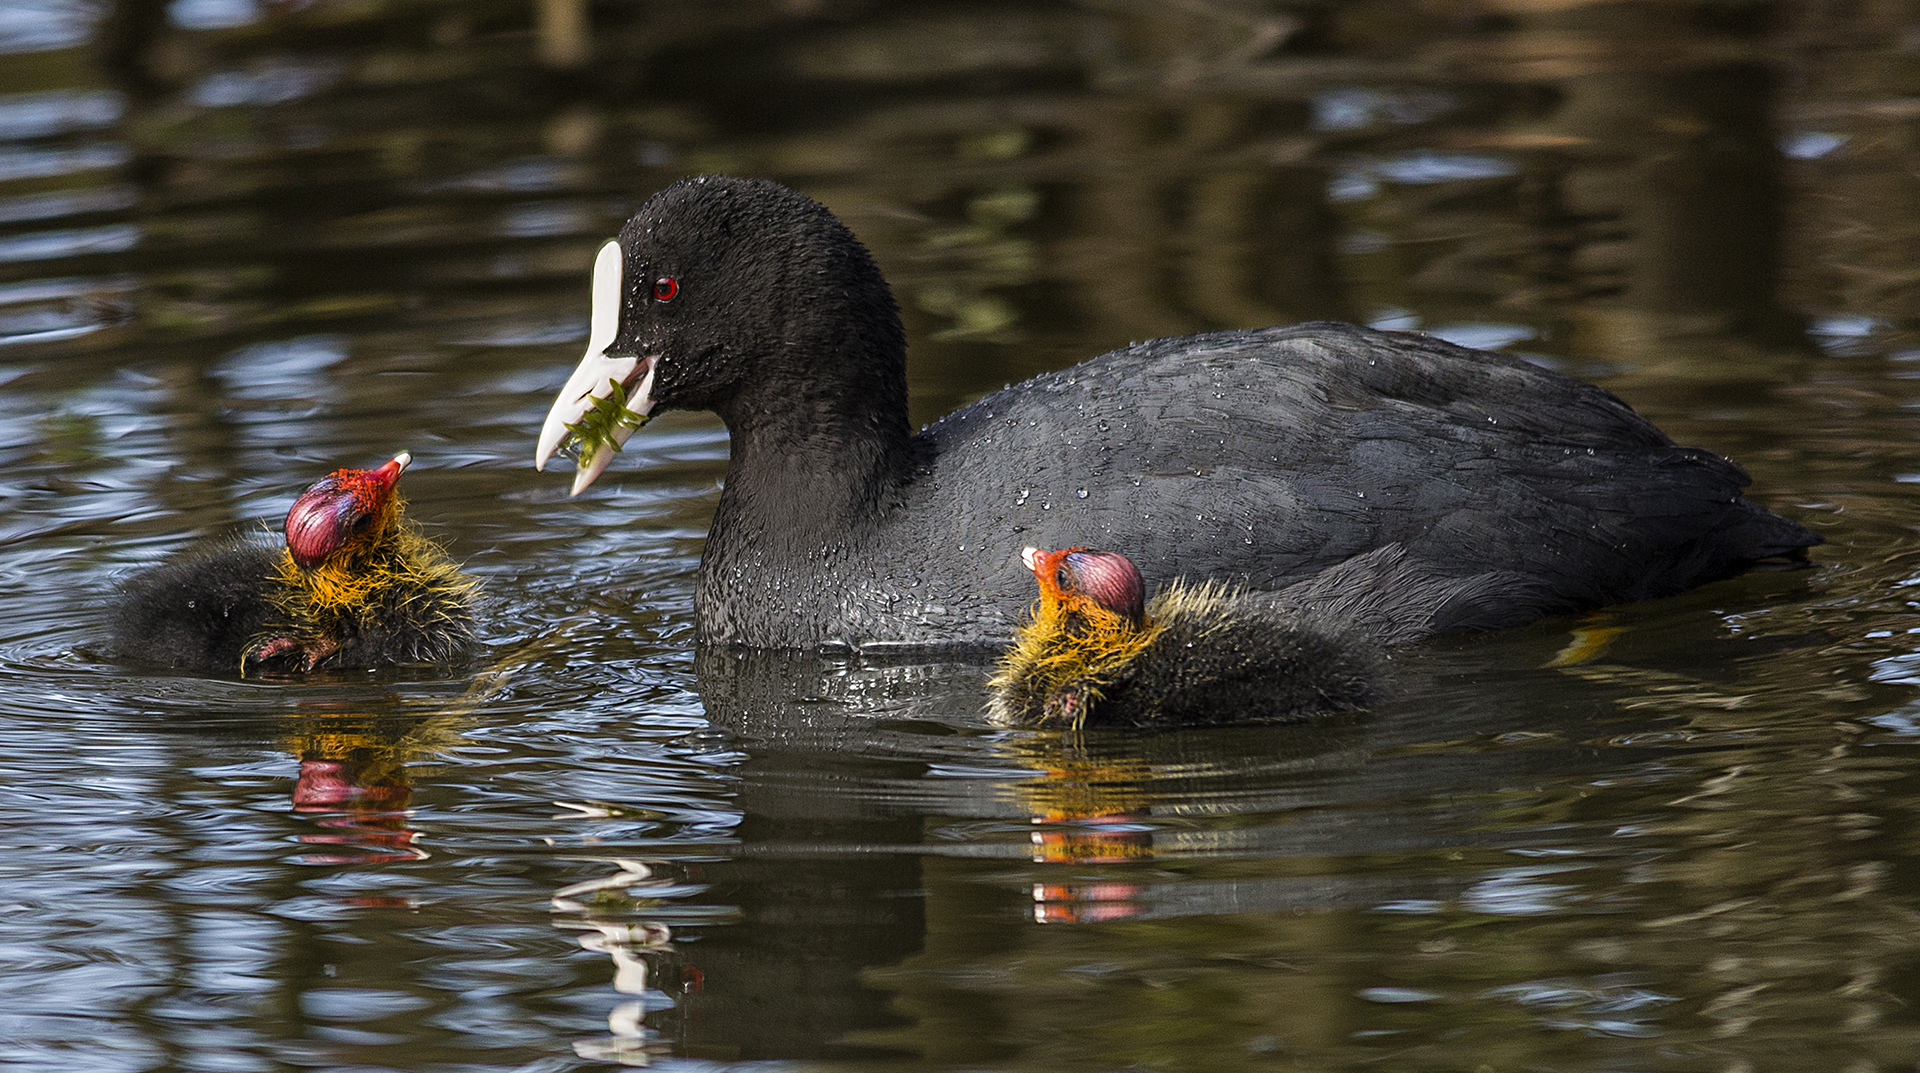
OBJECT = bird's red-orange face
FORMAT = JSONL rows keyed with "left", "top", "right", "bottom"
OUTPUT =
{"left": 1023, "top": 546, "right": 1147, "bottom": 627}
{"left": 285, "top": 452, "right": 409, "bottom": 569}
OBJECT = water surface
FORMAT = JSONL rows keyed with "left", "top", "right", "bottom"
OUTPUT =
{"left": 4, "top": 2, "right": 1920, "bottom": 1070}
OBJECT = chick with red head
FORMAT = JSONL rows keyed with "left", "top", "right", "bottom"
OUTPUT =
{"left": 113, "top": 452, "right": 477, "bottom": 675}
{"left": 990, "top": 546, "right": 1378, "bottom": 729}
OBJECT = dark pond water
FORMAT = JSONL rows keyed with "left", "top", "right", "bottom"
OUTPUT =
{"left": 5, "top": 1, "right": 1920, "bottom": 1069}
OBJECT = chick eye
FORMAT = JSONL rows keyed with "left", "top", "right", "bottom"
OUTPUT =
{"left": 1055, "top": 564, "right": 1073, "bottom": 592}
{"left": 652, "top": 277, "right": 678, "bottom": 302}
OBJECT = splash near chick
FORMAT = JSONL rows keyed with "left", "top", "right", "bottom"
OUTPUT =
{"left": 990, "top": 546, "right": 1380, "bottom": 730}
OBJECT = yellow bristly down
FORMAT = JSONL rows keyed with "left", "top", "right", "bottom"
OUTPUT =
{"left": 989, "top": 588, "right": 1165, "bottom": 729}
{"left": 260, "top": 496, "right": 477, "bottom": 658}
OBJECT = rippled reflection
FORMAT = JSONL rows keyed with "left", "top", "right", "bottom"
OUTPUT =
{"left": 291, "top": 733, "right": 429, "bottom": 867}
{"left": 552, "top": 861, "right": 680, "bottom": 1065}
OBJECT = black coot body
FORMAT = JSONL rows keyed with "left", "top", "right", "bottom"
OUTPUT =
{"left": 536, "top": 176, "right": 1818, "bottom": 649}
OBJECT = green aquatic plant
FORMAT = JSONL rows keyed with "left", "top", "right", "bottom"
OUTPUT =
{"left": 562, "top": 377, "right": 650, "bottom": 466}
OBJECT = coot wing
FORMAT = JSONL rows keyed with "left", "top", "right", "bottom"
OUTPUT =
{"left": 907, "top": 323, "right": 1807, "bottom": 640}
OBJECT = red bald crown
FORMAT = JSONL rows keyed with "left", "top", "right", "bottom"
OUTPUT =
{"left": 283, "top": 454, "right": 408, "bottom": 568}
{"left": 1026, "top": 546, "right": 1147, "bottom": 626}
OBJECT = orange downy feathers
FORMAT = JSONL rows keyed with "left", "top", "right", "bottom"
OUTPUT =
{"left": 243, "top": 454, "right": 477, "bottom": 673}
{"left": 989, "top": 547, "right": 1164, "bottom": 729}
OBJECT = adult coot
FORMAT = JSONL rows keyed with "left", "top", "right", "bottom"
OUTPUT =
{"left": 990, "top": 546, "right": 1380, "bottom": 729}
{"left": 113, "top": 451, "right": 478, "bottom": 674}
{"left": 535, "top": 176, "right": 1817, "bottom": 649}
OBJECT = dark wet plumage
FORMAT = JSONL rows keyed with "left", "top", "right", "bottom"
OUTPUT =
{"left": 538, "top": 176, "right": 1818, "bottom": 649}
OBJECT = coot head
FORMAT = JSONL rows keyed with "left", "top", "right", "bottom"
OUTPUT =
{"left": 1024, "top": 546, "right": 1148, "bottom": 630}
{"left": 536, "top": 175, "right": 907, "bottom": 493}
{"left": 992, "top": 546, "right": 1164, "bottom": 727}
{"left": 285, "top": 451, "right": 409, "bottom": 570}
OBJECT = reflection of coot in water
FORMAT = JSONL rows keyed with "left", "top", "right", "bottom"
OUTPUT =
{"left": 679, "top": 644, "right": 963, "bottom": 1063}
{"left": 536, "top": 176, "right": 1817, "bottom": 649}
{"left": 112, "top": 452, "right": 477, "bottom": 675}
{"left": 685, "top": 634, "right": 1712, "bottom": 1048}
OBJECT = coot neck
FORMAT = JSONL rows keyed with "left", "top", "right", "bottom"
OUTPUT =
{"left": 712, "top": 334, "right": 917, "bottom": 543}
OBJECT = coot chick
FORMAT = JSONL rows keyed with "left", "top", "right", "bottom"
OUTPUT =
{"left": 113, "top": 452, "right": 477, "bottom": 674}
{"left": 990, "top": 547, "right": 1379, "bottom": 729}
{"left": 535, "top": 175, "right": 1818, "bottom": 649}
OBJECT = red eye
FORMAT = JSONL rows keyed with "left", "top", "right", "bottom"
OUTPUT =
{"left": 653, "top": 277, "right": 678, "bottom": 302}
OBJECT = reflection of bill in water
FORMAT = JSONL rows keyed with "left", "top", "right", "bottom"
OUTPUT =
{"left": 552, "top": 858, "right": 680, "bottom": 1066}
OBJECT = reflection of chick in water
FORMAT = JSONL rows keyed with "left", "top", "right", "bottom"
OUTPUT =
{"left": 992, "top": 547, "right": 1379, "bottom": 729}
{"left": 998, "top": 697, "right": 1385, "bottom": 924}
{"left": 279, "top": 622, "right": 598, "bottom": 870}
{"left": 1012, "top": 741, "right": 1156, "bottom": 924}
{"left": 289, "top": 726, "right": 426, "bottom": 867}
{"left": 282, "top": 707, "right": 480, "bottom": 868}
